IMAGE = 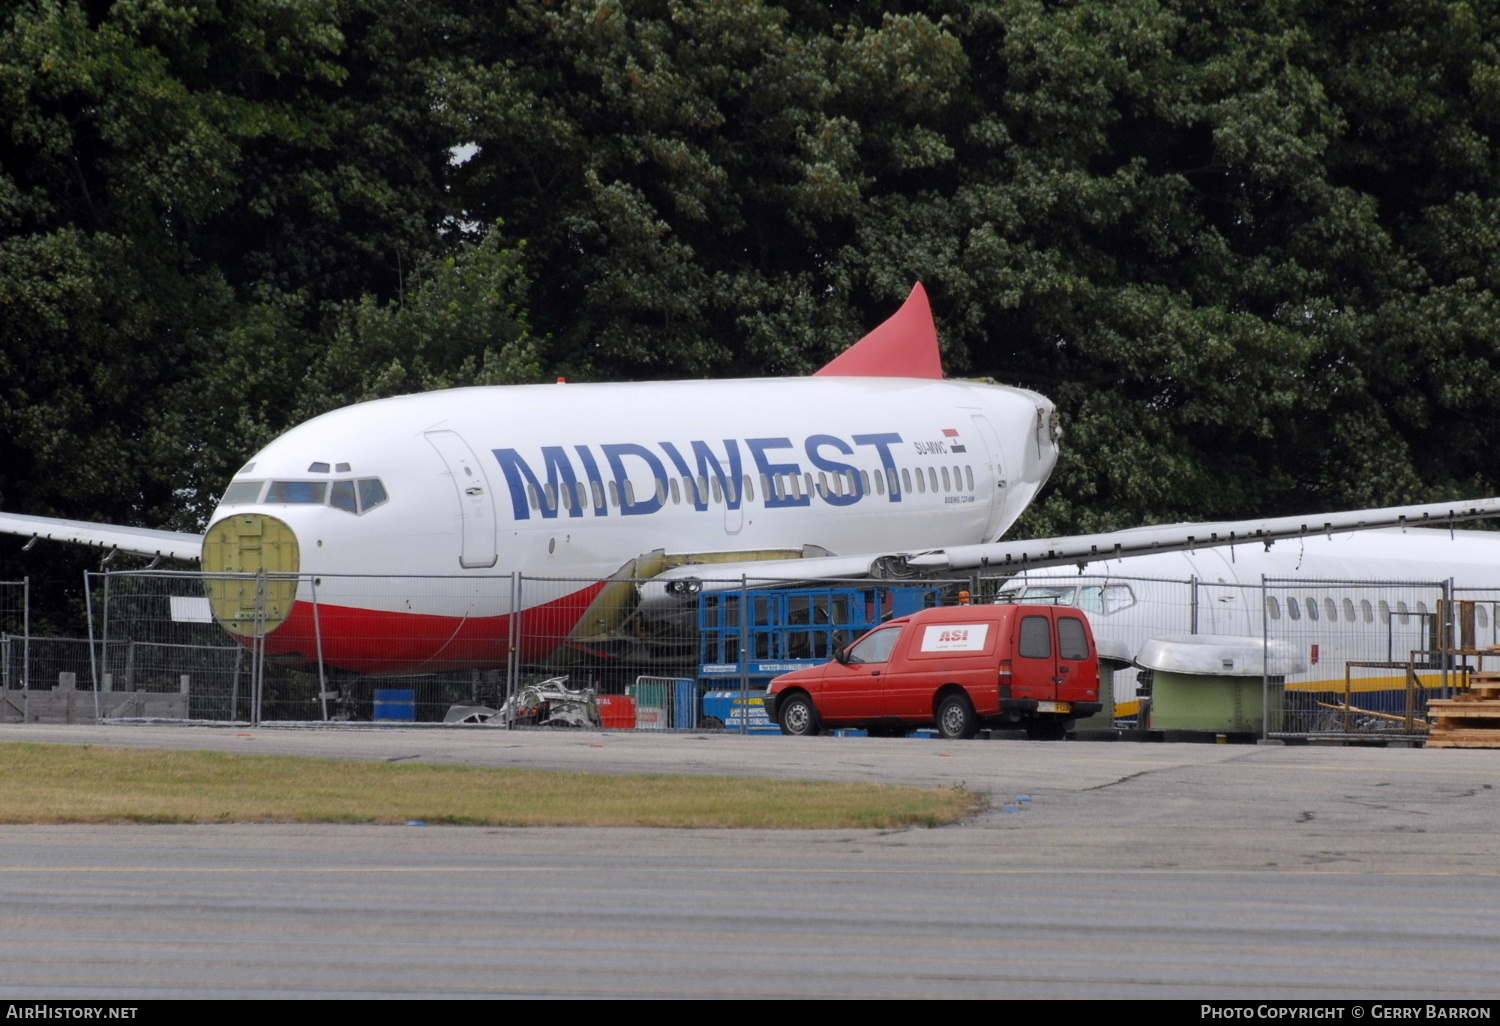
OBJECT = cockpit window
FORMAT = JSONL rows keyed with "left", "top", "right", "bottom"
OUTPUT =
{"left": 265, "top": 480, "right": 328, "bottom": 504}
{"left": 358, "top": 478, "right": 388, "bottom": 512}
{"left": 222, "top": 476, "right": 388, "bottom": 514}
{"left": 330, "top": 479, "right": 358, "bottom": 513}
{"left": 221, "top": 480, "right": 264, "bottom": 505}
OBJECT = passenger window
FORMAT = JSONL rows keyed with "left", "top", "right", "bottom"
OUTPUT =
{"left": 942, "top": 467, "right": 952, "bottom": 492}
{"left": 1480, "top": 605, "right": 1491, "bottom": 629}
{"left": 1288, "top": 598, "right": 1301, "bottom": 621}
{"left": 861, "top": 470, "right": 871, "bottom": 495}
{"left": 670, "top": 478, "right": 680, "bottom": 504}
{"left": 888, "top": 468, "right": 900, "bottom": 495}
{"left": 608, "top": 481, "right": 619, "bottom": 508}
{"left": 544, "top": 483, "right": 557, "bottom": 511}
{"left": 742, "top": 475, "right": 753, "bottom": 502}
{"left": 1306, "top": 596, "right": 1319, "bottom": 622}
{"left": 1019, "top": 616, "right": 1052, "bottom": 659}
{"left": 1058, "top": 617, "right": 1090, "bottom": 660}
{"left": 928, "top": 468, "right": 938, "bottom": 493}
{"left": 330, "top": 480, "right": 357, "bottom": 513}
{"left": 1342, "top": 598, "right": 1355, "bottom": 622}
{"left": 846, "top": 627, "right": 902, "bottom": 664}
{"left": 591, "top": 480, "right": 604, "bottom": 510}
{"left": 1324, "top": 597, "right": 1337, "bottom": 622}
{"left": 1397, "top": 601, "right": 1410, "bottom": 625}
{"left": 902, "top": 469, "right": 913, "bottom": 494}
{"left": 1267, "top": 596, "right": 1281, "bottom": 620}
{"left": 1361, "top": 599, "right": 1373, "bottom": 624}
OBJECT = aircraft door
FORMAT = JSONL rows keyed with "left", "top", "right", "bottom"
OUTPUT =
{"left": 424, "top": 429, "right": 498, "bottom": 569}
{"left": 969, "top": 415, "right": 1008, "bottom": 542}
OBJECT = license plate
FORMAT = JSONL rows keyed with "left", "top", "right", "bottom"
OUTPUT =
{"left": 1036, "top": 701, "right": 1072, "bottom": 714}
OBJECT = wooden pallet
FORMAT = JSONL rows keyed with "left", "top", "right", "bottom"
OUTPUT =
{"left": 1428, "top": 675, "right": 1500, "bottom": 748}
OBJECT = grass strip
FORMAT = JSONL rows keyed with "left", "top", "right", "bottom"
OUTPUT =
{"left": 0, "top": 742, "right": 980, "bottom": 828}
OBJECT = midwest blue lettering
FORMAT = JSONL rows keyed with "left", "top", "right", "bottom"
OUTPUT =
{"left": 600, "top": 444, "right": 666, "bottom": 517}
{"left": 746, "top": 438, "right": 809, "bottom": 509}
{"left": 852, "top": 433, "right": 903, "bottom": 502}
{"left": 493, "top": 446, "right": 583, "bottom": 520}
{"left": 494, "top": 432, "right": 907, "bottom": 521}
{"left": 659, "top": 441, "right": 745, "bottom": 512}
{"left": 805, "top": 435, "right": 861, "bottom": 507}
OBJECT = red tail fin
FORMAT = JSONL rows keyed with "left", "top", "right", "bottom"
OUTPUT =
{"left": 815, "top": 283, "right": 943, "bottom": 379}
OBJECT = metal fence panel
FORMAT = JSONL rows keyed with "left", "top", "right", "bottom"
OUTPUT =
{"left": 1263, "top": 578, "right": 1449, "bottom": 739}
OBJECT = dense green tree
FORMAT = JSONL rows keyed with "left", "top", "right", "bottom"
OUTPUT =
{"left": 5, "top": 0, "right": 1500, "bottom": 631}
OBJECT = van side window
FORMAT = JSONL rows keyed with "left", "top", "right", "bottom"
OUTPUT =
{"left": 1019, "top": 616, "right": 1052, "bottom": 659}
{"left": 846, "top": 627, "right": 903, "bottom": 665}
{"left": 1058, "top": 617, "right": 1090, "bottom": 660}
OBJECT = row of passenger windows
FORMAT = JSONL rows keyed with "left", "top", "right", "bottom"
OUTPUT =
{"left": 526, "top": 464, "right": 977, "bottom": 512}
{"left": 220, "top": 478, "right": 390, "bottom": 516}
{"left": 1263, "top": 595, "right": 1475, "bottom": 627}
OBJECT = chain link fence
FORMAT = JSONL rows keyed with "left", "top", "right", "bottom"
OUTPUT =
{"left": 38, "top": 566, "right": 1474, "bottom": 739}
{"left": 1261, "top": 579, "right": 1452, "bottom": 740}
{"left": 82, "top": 569, "right": 970, "bottom": 727}
{"left": 0, "top": 579, "right": 28, "bottom": 690}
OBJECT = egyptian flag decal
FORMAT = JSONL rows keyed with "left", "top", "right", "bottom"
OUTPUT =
{"left": 942, "top": 427, "right": 967, "bottom": 453}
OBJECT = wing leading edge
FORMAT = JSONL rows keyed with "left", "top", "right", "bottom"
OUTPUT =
{"left": 0, "top": 512, "right": 203, "bottom": 562}
{"left": 636, "top": 496, "right": 1500, "bottom": 610}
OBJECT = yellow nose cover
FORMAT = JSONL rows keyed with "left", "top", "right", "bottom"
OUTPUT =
{"left": 201, "top": 514, "right": 301, "bottom": 635}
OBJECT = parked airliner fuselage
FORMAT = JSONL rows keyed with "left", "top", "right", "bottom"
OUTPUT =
{"left": 202, "top": 376, "right": 1058, "bottom": 673}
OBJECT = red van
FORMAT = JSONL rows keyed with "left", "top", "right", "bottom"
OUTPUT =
{"left": 763, "top": 604, "right": 1102, "bottom": 740}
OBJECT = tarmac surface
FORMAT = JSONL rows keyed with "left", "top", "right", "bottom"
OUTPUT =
{"left": 1, "top": 722, "right": 1498, "bottom": 998}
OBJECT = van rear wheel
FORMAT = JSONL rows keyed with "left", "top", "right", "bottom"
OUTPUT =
{"left": 936, "top": 693, "right": 978, "bottom": 740}
{"left": 778, "top": 694, "right": 822, "bottom": 737}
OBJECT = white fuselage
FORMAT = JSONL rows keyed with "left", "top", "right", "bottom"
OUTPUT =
{"left": 203, "top": 376, "right": 1057, "bottom": 671}
{"left": 999, "top": 528, "right": 1500, "bottom": 703}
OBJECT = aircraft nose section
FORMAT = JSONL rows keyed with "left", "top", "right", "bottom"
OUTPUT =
{"left": 202, "top": 513, "right": 301, "bottom": 635}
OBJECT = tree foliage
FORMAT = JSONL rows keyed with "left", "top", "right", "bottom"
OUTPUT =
{"left": 4, "top": 0, "right": 1500, "bottom": 618}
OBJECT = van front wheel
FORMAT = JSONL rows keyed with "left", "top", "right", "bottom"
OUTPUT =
{"left": 778, "top": 694, "right": 822, "bottom": 737}
{"left": 936, "top": 693, "right": 978, "bottom": 740}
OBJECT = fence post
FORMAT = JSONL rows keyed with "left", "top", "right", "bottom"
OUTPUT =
{"left": 506, "top": 572, "right": 522, "bottom": 727}
{"left": 1260, "top": 575, "right": 1269, "bottom": 740}
{"left": 21, "top": 577, "right": 28, "bottom": 691}
{"left": 310, "top": 576, "right": 329, "bottom": 722}
{"left": 738, "top": 576, "right": 749, "bottom": 735}
{"left": 85, "top": 571, "right": 102, "bottom": 722}
{"left": 230, "top": 643, "right": 243, "bottom": 723}
{"left": 1190, "top": 575, "right": 1199, "bottom": 635}
{"left": 252, "top": 571, "right": 267, "bottom": 727}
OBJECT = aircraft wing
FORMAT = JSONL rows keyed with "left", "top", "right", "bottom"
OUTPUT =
{"left": 638, "top": 496, "right": 1500, "bottom": 610}
{"left": 0, "top": 513, "right": 203, "bottom": 562}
